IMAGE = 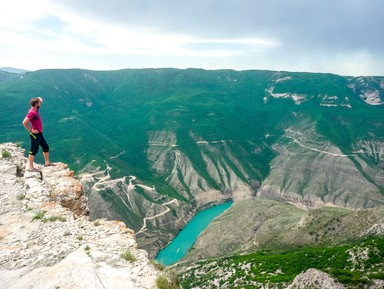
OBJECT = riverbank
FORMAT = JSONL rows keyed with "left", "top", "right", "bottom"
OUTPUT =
{"left": 156, "top": 202, "right": 233, "bottom": 266}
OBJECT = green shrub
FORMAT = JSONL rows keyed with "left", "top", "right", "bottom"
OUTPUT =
{"left": 16, "top": 193, "right": 25, "bottom": 200}
{"left": 84, "top": 245, "right": 91, "bottom": 257}
{"left": 156, "top": 272, "right": 180, "bottom": 289}
{"left": 156, "top": 273, "right": 180, "bottom": 289}
{"left": 32, "top": 211, "right": 46, "bottom": 220}
{"left": 1, "top": 149, "right": 11, "bottom": 158}
{"left": 121, "top": 249, "right": 136, "bottom": 262}
{"left": 150, "top": 259, "right": 165, "bottom": 271}
{"left": 367, "top": 272, "right": 384, "bottom": 280}
{"left": 156, "top": 276, "right": 168, "bottom": 289}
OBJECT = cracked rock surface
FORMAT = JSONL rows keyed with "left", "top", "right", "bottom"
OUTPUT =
{"left": 0, "top": 143, "right": 159, "bottom": 289}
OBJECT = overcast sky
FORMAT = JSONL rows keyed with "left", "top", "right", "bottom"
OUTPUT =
{"left": 1, "top": 0, "right": 383, "bottom": 76}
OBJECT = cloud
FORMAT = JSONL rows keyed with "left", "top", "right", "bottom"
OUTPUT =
{"left": 1, "top": 0, "right": 383, "bottom": 75}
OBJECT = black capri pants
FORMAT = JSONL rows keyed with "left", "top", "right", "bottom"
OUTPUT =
{"left": 29, "top": 132, "right": 49, "bottom": 156}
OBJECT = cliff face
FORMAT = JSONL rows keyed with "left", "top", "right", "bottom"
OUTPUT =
{"left": 0, "top": 143, "right": 159, "bottom": 289}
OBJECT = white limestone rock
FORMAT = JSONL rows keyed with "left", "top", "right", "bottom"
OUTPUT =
{"left": 0, "top": 143, "right": 160, "bottom": 289}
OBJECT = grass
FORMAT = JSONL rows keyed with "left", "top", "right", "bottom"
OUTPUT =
{"left": 43, "top": 216, "right": 67, "bottom": 222}
{"left": 32, "top": 211, "right": 66, "bottom": 223}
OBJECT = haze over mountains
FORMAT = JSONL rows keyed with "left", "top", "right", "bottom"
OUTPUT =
{"left": 0, "top": 67, "right": 28, "bottom": 74}
{"left": 0, "top": 68, "right": 383, "bottom": 262}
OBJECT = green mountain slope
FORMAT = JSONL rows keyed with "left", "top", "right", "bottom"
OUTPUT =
{"left": 0, "top": 68, "right": 383, "bottom": 257}
{"left": 177, "top": 236, "right": 384, "bottom": 289}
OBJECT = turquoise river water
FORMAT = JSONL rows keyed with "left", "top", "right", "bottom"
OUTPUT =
{"left": 155, "top": 202, "right": 233, "bottom": 266}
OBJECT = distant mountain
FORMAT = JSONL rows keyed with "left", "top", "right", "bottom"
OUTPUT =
{"left": 0, "top": 67, "right": 29, "bottom": 74}
{"left": 0, "top": 68, "right": 383, "bottom": 259}
{"left": 0, "top": 70, "right": 23, "bottom": 84}
{"left": 0, "top": 67, "right": 28, "bottom": 84}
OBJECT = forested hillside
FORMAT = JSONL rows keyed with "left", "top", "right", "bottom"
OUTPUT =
{"left": 1, "top": 68, "right": 383, "bottom": 258}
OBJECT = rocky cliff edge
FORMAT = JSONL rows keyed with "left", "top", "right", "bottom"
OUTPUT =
{"left": 0, "top": 143, "right": 159, "bottom": 289}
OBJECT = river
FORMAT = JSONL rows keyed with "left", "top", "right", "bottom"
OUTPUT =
{"left": 155, "top": 202, "right": 233, "bottom": 266}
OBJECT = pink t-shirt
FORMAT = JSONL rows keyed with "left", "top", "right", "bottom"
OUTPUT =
{"left": 26, "top": 109, "right": 43, "bottom": 133}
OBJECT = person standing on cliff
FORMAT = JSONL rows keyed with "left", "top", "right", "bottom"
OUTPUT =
{"left": 22, "top": 97, "right": 54, "bottom": 172}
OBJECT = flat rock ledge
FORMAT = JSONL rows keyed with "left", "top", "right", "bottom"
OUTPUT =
{"left": 0, "top": 143, "right": 159, "bottom": 289}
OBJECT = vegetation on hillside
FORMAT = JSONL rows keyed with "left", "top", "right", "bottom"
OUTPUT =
{"left": 177, "top": 236, "right": 384, "bottom": 289}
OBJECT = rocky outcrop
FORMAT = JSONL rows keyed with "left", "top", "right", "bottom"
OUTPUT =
{"left": 42, "top": 162, "right": 89, "bottom": 216}
{"left": 286, "top": 269, "right": 347, "bottom": 289}
{"left": 0, "top": 143, "right": 159, "bottom": 289}
{"left": 286, "top": 268, "right": 384, "bottom": 289}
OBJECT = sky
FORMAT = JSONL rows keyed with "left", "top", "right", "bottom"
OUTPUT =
{"left": 1, "top": 0, "right": 384, "bottom": 76}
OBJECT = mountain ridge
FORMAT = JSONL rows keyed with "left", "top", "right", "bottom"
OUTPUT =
{"left": 0, "top": 67, "right": 29, "bottom": 74}
{"left": 0, "top": 68, "right": 383, "bottom": 259}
